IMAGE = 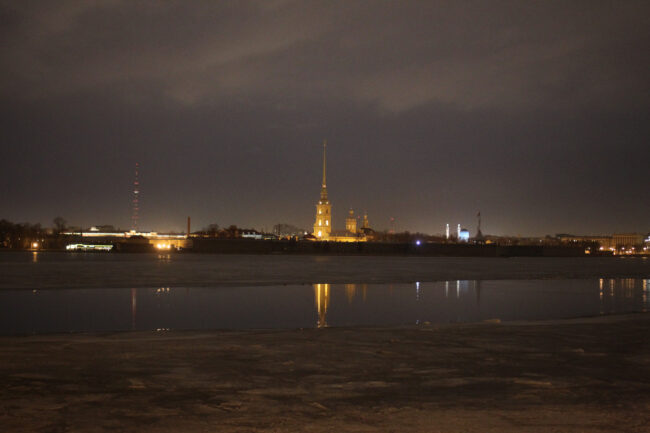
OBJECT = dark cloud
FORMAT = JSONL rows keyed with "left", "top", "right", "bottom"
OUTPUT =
{"left": 1, "top": 1, "right": 649, "bottom": 235}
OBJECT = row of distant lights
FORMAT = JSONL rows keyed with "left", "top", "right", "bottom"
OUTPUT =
{"left": 30, "top": 239, "right": 650, "bottom": 254}
{"left": 599, "top": 246, "right": 648, "bottom": 255}
{"left": 32, "top": 242, "right": 114, "bottom": 251}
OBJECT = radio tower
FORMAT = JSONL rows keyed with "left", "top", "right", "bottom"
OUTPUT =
{"left": 131, "top": 163, "right": 140, "bottom": 232}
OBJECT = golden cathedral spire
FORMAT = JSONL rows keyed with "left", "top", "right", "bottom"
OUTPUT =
{"left": 320, "top": 139, "right": 328, "bottom": 201}
{"left": 314, "top": 139, "right": 332, "bottom": 239}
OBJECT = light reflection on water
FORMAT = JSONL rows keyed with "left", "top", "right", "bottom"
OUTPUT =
{"left": 1, "top": 278, "right": 649, "bottom": 334}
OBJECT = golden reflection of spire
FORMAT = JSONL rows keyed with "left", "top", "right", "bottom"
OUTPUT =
{"left": 314, "top": 283, "right": 330, "bottom": 328}
{"left": 361, "top": 283, "right": 368, "bottom": 302}
{"left": 626, "top": 278, "right": 635, "bottom": 296}
{"left": 345, "top": 284, "right": 357, "bottom": 304}
{"left": 599, "top": 278, "right": 604, "bottom": 300}
{"left": 131, "top": 288, "right": 137, "bottom": 330}
{"left": 623, "top": 279, "right": 631, "bottom": 298}
{"left": 598, "top": 279, "right": 604, "bottom": 314}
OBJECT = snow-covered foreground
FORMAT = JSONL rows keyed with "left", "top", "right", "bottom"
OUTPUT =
{"left": 1, "top": 314, "right": 648, "bottom": 432}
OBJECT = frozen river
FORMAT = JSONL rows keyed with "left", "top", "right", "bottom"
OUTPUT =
{"left": 0, "top": 279, "right": 648, "bottom": 334}
{"left": 1, "top": 252, "right": 649, "bottom": 333}
{"left": 2, "top": 251, "right": 650, "bottom": 289}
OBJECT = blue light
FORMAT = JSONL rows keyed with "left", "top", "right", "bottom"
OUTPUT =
{"left": 416, "top": 240, "right": 421, "bottom": 246}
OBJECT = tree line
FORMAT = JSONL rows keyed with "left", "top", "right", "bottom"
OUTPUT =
{"left": 0, "top": 217, "right": 68, "bottom": 249}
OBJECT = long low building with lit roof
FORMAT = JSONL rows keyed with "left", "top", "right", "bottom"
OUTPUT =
{"left": 63, "top": 227, "right": 191, "bottom": 250}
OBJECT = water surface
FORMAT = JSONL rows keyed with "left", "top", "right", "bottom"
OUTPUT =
{"left": 1, "top": 279, "right": 647, "bottom": 334}
{"left": 2, "top": 251, "right": 650, "bottom": 289}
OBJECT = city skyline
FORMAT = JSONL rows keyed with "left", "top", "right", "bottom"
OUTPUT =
{"left": 1, "top": 1, "right": 649, "bottom": 236}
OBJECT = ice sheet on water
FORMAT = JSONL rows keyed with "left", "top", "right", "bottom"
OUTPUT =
{"left": 1, "top": 251, "right": 649, "bottom": 290}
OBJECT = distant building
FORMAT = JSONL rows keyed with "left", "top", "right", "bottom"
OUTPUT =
{"left": 313, "top": 141, "right": 332, "bottom": 240}
{"left": 241, "top": 231, "right": 263, "bottom": 240}
{"left": 557, "top": 234, "right": 614, "bottom": 249}
{"left": 557, "top": 233, "right": 645, "bottom": 254}
{"left": 273, "top": 223, "right": 305, "bottom": 238}
{"left": 345, "top": 209, "right": 357, "bottom": 234}
{"left": 612, "top": 233, "right": 645, "bottom": 249}
{"left": 311, "top": 141, "right": 370, "bottom": 242}
{"left": 62, "top": 228, "right": 189, "bottom": 249}
{"left": 362, "top": 212, "right": 369, "bottom": 230}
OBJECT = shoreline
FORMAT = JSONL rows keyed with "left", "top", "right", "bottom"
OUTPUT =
{"left": 3, "top": 238, "right": 599, "bottom": 257}
{"left": 2, "top": 313, "right": 649, "bottom": 432}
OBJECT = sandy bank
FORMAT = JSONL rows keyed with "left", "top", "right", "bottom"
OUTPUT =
{"left": 1, "top": 314, "right": 649, "bottom": 432}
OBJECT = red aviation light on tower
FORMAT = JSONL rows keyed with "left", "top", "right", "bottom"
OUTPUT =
{"left": 132, "top": 163, "right": 140, "bottom": 232}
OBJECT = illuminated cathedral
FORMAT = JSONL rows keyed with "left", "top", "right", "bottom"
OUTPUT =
{"left": 312, "top": 140, "right": 373, "bottom": 242}
{"left": 313, "top": 140, "right": 332, "bottom": 239}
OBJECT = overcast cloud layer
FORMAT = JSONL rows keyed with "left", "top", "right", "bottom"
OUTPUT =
{"left": 1, "top": 1, "right": 649, "bottom": 236}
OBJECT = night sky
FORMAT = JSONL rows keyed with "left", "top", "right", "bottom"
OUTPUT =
{"left": 1, "top": 1, "right": 648, "bottom": 236}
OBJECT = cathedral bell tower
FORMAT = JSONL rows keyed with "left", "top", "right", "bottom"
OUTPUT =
{"left": 346, "top": 208, "right": 357, "bottom": 234}
{"left": 313, "top": 140, "right": 332, "bottom": 239}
